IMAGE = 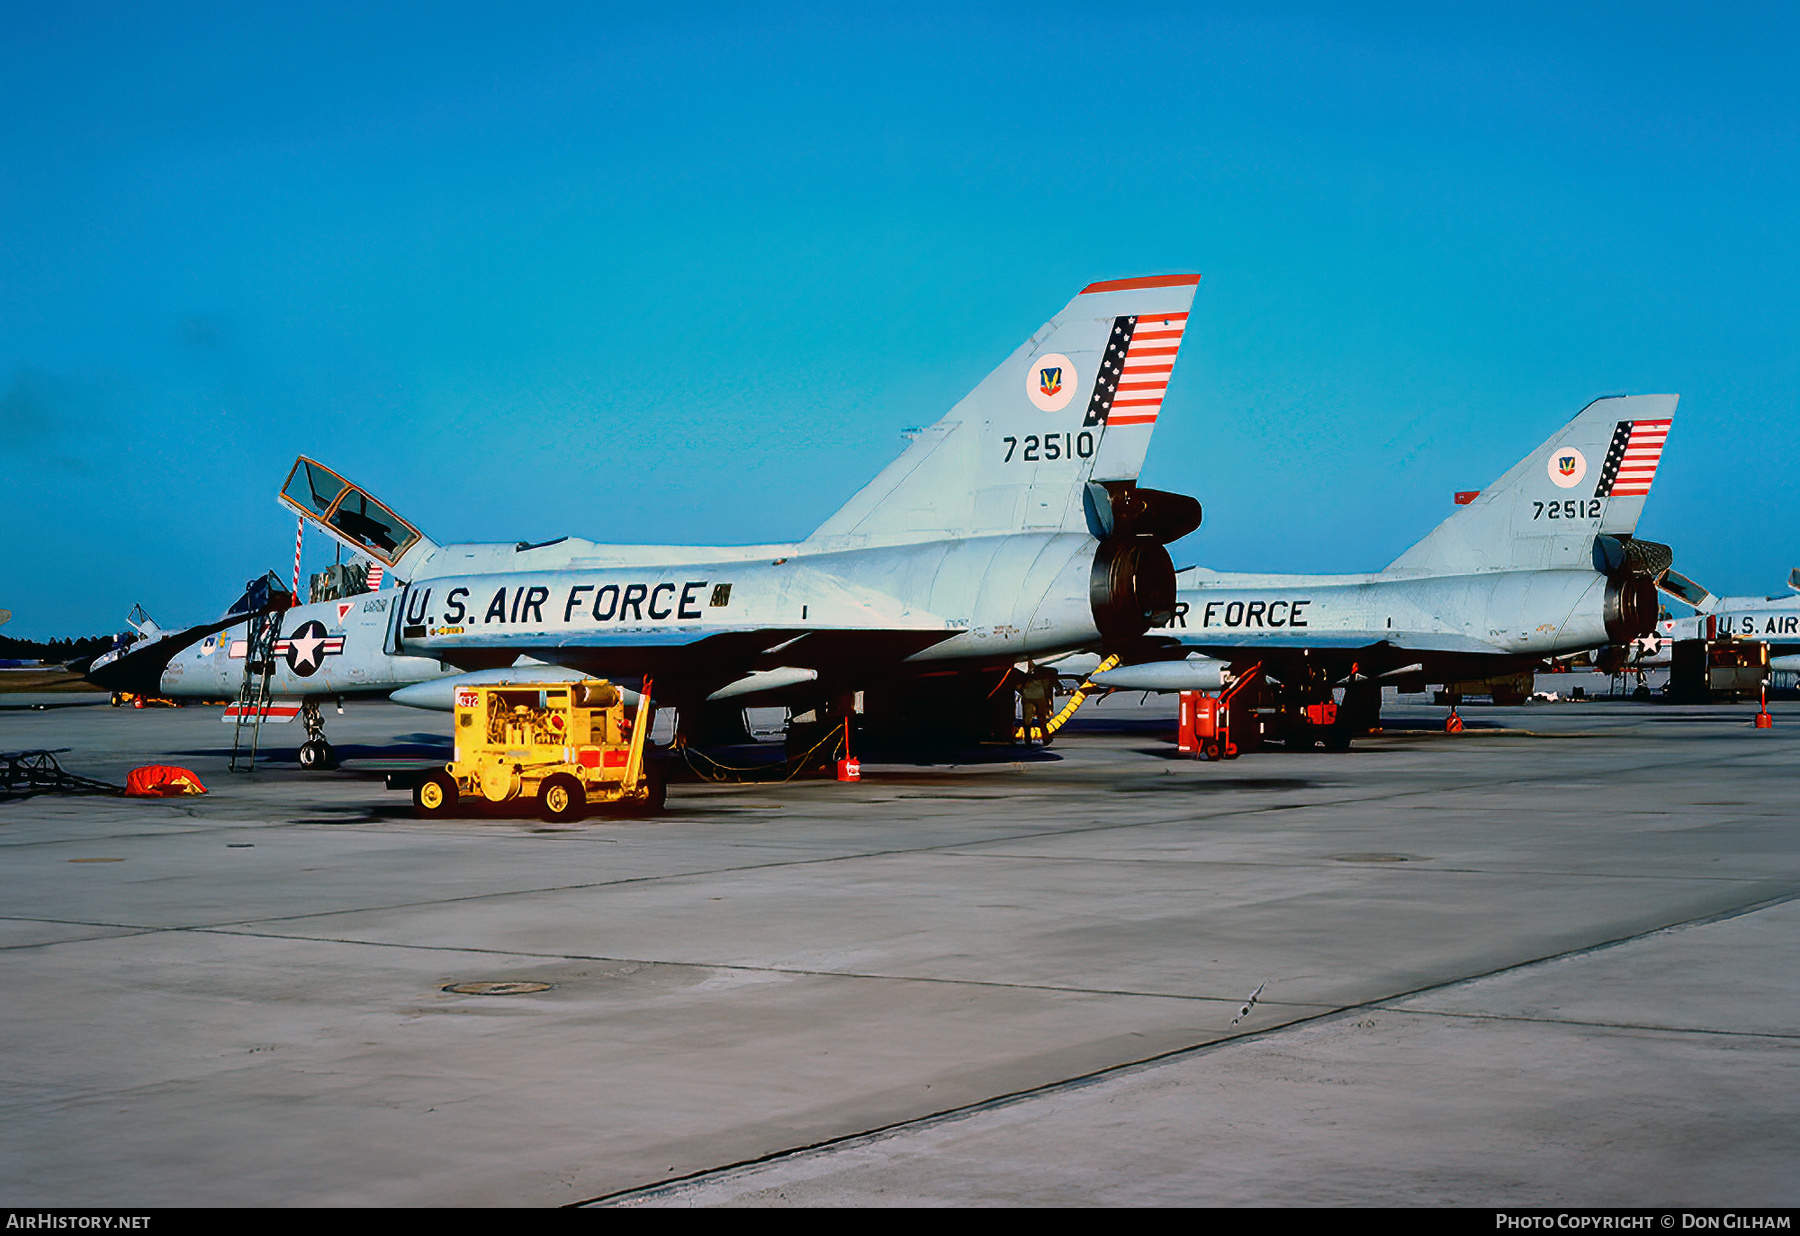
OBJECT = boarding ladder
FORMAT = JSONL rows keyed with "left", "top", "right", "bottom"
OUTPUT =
{"left": 228, "top": 600, "right": 287, "bottom": 773}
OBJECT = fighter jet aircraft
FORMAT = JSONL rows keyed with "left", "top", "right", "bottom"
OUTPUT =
{"left": 276, "top": 275, "right": 1206, "bottom": 748}
{"left": 1090, "top": 394, "right": 1680, "bottom": 744}
{"left": 1660, "top": 569, "right": 1800, "bottom": 671}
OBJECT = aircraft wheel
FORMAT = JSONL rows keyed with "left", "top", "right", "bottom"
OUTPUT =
{"left": 298, "top": 740, "right": 338, "bottom": 770}
{"left": 537, "top": 774, "right": 586, "bottom": 824}
{"left": 414, "top": 771, "right": 458, "bottom": 819}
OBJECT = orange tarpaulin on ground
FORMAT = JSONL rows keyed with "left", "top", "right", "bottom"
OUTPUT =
{"left": 124, "top": 766, "right": 207, "bottom": 797}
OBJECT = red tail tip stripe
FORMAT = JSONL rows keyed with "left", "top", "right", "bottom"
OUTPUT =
{"left": 1081, "top": 274, "right": 1202, "bottom": 295}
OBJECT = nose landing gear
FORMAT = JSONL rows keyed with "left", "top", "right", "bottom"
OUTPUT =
{"left": 297, "top": 700, "right": 338, "bottom": 770}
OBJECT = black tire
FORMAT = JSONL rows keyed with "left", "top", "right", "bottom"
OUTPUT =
{"left": 298, "top": 740, "right": 338, "bottom": 771}
{"left": 414, "top": 770, "right": 458, "bottom": 818}
{"left": 618, "top": 764, "right": 666, "bottom": 817}
{"left": 537, "top": 774, "right": 586, "bottom": 824}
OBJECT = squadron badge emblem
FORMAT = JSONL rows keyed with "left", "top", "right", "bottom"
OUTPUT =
{"left": 1027, "top": 352, "right": 1076, "bottom": 412}
{"left": 1547, "top": 446, "right": 1587, "bottom": 489}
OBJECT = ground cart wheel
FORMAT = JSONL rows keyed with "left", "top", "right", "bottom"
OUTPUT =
{"left": 414, "top": 770, "right": 458, "bottom": 819}
{"left": 537, "top": 774, "right": 585, "bottom": 824}
{"left": 618, "top": 763, "right": 666, "bottom": 817}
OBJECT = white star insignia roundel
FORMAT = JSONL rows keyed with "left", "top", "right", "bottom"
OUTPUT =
{"left": 276, "top": 620, "right": 344, "bottom": 677}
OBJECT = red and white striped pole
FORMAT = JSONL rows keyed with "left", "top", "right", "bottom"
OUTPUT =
{"left": 292, "top": 516, "right": 304, "bottom": 602}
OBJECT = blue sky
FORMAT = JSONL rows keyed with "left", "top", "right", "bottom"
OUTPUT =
{"left": 4, "top": 3, "right": 1797, "bottom": 636}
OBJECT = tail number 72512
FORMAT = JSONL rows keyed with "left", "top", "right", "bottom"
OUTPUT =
{"left": 1533, "top": 499, "right": 1602, "bottom": 520}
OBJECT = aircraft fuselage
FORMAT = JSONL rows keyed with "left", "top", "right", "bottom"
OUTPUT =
{"left": 395, "top": 531, "right": 1119, "bottom": 685}
{"left": 1161, "top": 567, "right": 1639, "bottom": 672}
{"left": 1664, "top": 595, "right": 1800, "bottom": 668}
{"left": 159, "top": 592, "right": 452, "bottom": 700}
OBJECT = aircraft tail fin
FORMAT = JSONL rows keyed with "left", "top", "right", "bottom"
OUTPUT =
{"left": 1385, "top": 395, "right": 1677, "bottom": 575}
{"left": 805, "top": 275, "right": 1201, "bottom": 547}
{"left": 125, "top": 604, "right": 161, "bottom": 640}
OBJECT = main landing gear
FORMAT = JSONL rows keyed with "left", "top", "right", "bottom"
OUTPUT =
{"left": 297, "top": 700, "right": 339, "bottom": 770}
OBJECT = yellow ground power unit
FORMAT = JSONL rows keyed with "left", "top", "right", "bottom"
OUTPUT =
{"left": 412, "top": 678, "right": 662, "bottom": 822}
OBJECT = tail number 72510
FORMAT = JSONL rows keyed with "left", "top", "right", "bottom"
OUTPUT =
{"left": 1003, "top": 432, "right": 1096, "bottom": 463}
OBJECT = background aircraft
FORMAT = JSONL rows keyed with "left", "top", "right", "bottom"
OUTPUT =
{"left": 1658, "top": 570, "right": 1800, "bottom": 672}
{"left": 77, "top": 574, "right": 290, "bottom": 699}
{"left": 278, "top": 276, "right": 1206, "bottom": 748}
{"left": 81, "top": 569, "right": 456, "bottom": 767}
{"left": 1090, "top": 395, "right": 1680, "bottom": 743}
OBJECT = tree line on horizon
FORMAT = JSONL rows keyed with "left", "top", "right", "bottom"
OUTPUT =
{"left": 0, "top": 634, "right": 115, "bottom": 664}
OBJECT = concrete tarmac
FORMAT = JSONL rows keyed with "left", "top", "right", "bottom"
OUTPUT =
{"left": 0, "top": 691, "right": 1794, "bottom": 1207}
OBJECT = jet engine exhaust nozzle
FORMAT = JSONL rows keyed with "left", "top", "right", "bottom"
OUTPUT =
{"left": 1090, "top": 536, "right": 1177, "bottom": 641}
{"left": 1603, "top": 573, "right": 1659, "bottom": 645}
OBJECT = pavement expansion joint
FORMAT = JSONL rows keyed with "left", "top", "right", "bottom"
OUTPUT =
{"left": 185, "top": 923, "right": 1320, "bottom": 1003}
{"left": 1371, "top": 1006, "right": 1800, "bottom": 1041}
{"left": 579, "top": 886, "right": 1800, "bottom": 1207}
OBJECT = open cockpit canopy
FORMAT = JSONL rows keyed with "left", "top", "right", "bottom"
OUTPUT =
{"left": 279, "top": 457, "right": 428, "bottom": 567}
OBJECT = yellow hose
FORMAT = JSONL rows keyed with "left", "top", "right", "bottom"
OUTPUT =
{"left": 1015, "top": 653, "right": 1122, "bottom": 742}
